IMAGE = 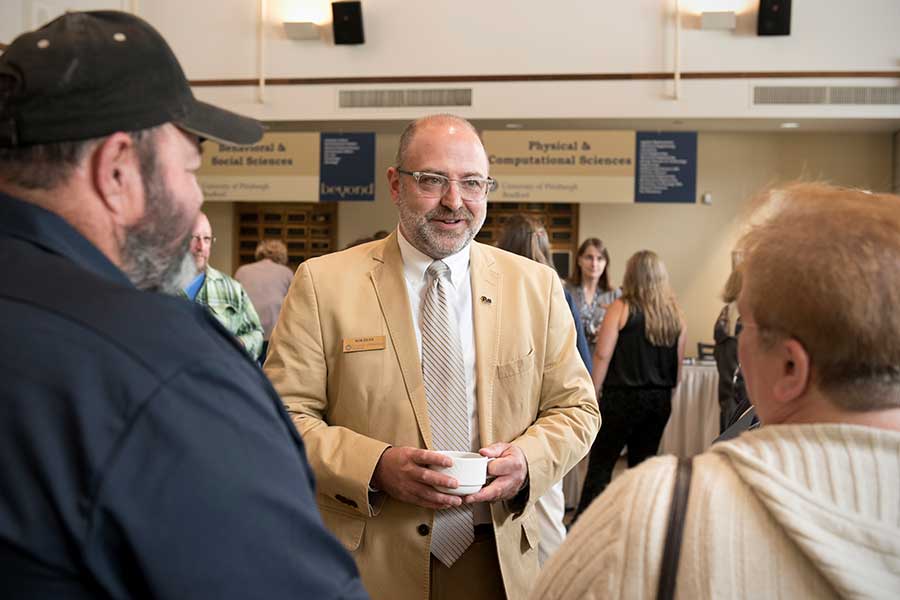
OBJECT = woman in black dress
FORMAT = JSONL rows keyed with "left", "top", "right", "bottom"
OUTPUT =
{"left": 575, "top": 250, "right": 686, "bottom": 518}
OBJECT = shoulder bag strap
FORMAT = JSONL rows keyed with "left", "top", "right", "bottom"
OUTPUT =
{"left": 655, "top": 456, "right": 694, "bottom": 600}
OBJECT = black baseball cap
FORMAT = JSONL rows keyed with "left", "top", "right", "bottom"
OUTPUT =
{"left": 0, "top": 10, "right": 263, "bottom": 147}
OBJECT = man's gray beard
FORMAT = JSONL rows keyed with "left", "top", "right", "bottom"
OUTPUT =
{"left": 159, "top": 251, "right": 197, "bottom": 294}
{"left": 121, "top": 229, "right": 196, "bottom": 294}
{"left": 399, "top": 202, "right": 484, "bottom": 259}
{"left": 119, "top": 155, "right": 198, "bottom": 294}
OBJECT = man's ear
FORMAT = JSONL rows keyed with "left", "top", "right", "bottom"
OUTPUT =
{"left": 387, "top": 166, "right": 402, "bottom": 206}
{"left": 773, "top": 338, "right": 811, "bottom": 404}
{"left": 90, "top": 132, "right": 144, "bottom": 225}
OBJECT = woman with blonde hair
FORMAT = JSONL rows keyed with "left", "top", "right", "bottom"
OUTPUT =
{"left": 574, "top": 249, "right": 685, "bottom": 518}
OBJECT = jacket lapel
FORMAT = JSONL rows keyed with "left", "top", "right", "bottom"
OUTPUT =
{"left": 470, "top": 243, "right": 501, "bottom": 447}
{"left": 370, "top": 233, "right": 432, "bottom": 447}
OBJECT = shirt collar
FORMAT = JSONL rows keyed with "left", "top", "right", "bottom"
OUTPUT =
{"left": 396, "top": 226, "right": 470, "bottom": 288}
{"left": 204, "top": 265, "right": 224, "bottom": 281}
{"left": 0, "top": 191, "right": 133, "bottom": 288}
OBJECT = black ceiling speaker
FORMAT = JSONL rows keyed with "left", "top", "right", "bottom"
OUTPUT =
{"left": 757, "top": 0, "right": 791, "bottom": 36}
{"left": 332, "top": 1, "right": 365, "bottom": 45}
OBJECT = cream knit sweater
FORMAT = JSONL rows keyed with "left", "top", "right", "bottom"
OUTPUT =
{"left": 532, "top": 424, "right": 900, "bottom": 599}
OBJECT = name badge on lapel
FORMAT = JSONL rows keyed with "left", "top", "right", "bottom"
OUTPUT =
{"left": 342, "top": 335, "right": 386, "bottom": 353}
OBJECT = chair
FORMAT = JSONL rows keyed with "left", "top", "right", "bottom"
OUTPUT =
{"left": 697, "top": 342, "right": 715, "bottom": 360}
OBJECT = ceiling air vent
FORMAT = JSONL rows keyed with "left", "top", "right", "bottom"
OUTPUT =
{"left": 754, "top": 86, "right": 828, "bottom": 105}
{"left": 753, "top": 86, "right": 900, "bottom": 105}
{"left": 339, "top": 88, "right": 473, "bottom": 108}
{"left": 828, "top": 86, "right": 900, "bottom": 105}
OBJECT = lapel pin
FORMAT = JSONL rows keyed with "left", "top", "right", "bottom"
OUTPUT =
{"left": 480, "top": 296, "right": 492, "bottom": 304}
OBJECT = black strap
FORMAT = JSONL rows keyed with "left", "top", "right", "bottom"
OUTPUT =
{"left": 656, "top": 457, "right": 694, "bottom": 600}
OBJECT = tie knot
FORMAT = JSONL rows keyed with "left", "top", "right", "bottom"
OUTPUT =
{"left": 426, "top": 260, "right": 451, "bottom": 282}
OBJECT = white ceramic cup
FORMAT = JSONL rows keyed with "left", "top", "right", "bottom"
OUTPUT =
{"left": 429, "top": 451, "right": 494, "bottom": 496}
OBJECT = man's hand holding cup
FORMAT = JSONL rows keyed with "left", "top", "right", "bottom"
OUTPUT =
{"left": 371, "top": 447, "right": 464, "bottom": 510}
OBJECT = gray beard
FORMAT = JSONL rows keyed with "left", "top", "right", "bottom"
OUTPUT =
{"left": 398, "top": 203, "right": 483, "bottom": 259}
{"left": 159, "top": 251, "right": 198, "bottom": 294}
{"left": 119, "top": 156, "right": 197, "bottom": 294}
{"left": 121, "top": 232, "right": 196, "bottom": 294}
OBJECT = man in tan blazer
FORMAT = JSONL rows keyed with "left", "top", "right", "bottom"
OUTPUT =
{"left": 265, "top": 114, "right": 599, "bottom": 600}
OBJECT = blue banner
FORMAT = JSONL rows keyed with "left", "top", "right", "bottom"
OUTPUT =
{"left": 319, "top": 133, "right": 375, "bottom": 201}
{"left": 634, "top": 132, "right": 697, "bottom": 203}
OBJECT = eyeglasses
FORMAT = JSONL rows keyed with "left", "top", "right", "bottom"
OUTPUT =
{"left": 191, "top": 235, "right": 216, "bottom": 245}
{"left": 397, "top": 169, "right": 498, "bottom": 203}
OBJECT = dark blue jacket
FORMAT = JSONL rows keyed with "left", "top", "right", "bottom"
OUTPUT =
{"left": 0, "top": 194, "right": 368, "bottom": 599}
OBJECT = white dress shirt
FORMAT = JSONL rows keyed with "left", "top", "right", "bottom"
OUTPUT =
{"left": 396, "top": 229, "right": 491, "bottom": 524}
{"left": 396, "top": 228, "right": 479, "bottom": 453}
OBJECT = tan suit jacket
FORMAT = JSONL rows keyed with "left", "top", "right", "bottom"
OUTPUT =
{"left": 265, "top": 233, "right": 599, "bottom": 600}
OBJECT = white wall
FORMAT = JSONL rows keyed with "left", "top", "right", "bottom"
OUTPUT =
{"left": 3, "top": 0, "right": 899, "bottom": 122}
{"left": 134, "top": 0, "right": 900, "bottom": 77}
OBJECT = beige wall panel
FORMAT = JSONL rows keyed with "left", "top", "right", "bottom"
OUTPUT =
{"left": 204, "top": 202, "right": 235, "bottom": 274}
{"left": 204, "top": 131, "right": 892, "bottom": 356}
{"left": 579, "top": 132, "right": 893, "bottom": 357}
{"left": 894, "top": 131, "right": 900, "bottom": 194}
{"left": 334, "top": 133, "right": 402, "bottom": 251}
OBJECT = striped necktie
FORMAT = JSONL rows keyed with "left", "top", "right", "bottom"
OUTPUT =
{"left": 422, "top": 259, "right": 474, "bottom": 567}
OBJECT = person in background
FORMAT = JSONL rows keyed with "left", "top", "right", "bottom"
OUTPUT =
{"left": 495, "top": 216, "right": 591, "bottom": 373}
{"left": 714, "top": 365, "right": 758, "bottom": 443}
{"left": 184, "top": 212, "right": 264, "bottom": 360}
{"left": 346, "top": 230, "right": 390, "bottom": 250}
{"left": 574, "top": 250, "right": 686, "bottom": 518}
{"left": 345, "top": 236, "right": 375, "bottom": 249}
{"left": 234, "top": 239, "right": 295, "bottom": 360}
{"left": 496, "top": 214, "right": 592, "bottom": 566}
{"left": 565, "top": 238, "right": 621, "bottom": 355}
{"left": 714, "top": 268, "right": 743, "bottom": 432}
{"left": 0, "top": 10, "right": 366, "bottom": 599}
{"left": 533, "top": 183, "right": 900, "bottom": 599}
{"left": 265, "top": 114, "right": 599, "bottom": 600}
{"left": 562, "top": 238, "right": 620, "bottom": 511}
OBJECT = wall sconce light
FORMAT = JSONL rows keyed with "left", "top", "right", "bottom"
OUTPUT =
{"left": 284, "top": 21, "right": 320, "bottom": 40}
{"left": 700, "top": 11, "right": 737, "bottom": 30}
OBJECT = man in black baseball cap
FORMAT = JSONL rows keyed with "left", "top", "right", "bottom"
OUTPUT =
{"left": 0, "top": 9, "right": 262, "bottom": 147}
{"left": 0, "top": 11, "right": 368, "bottom": 599}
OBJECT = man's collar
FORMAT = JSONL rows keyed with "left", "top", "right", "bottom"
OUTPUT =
{"left": 0, "top": 191, "right": 133, "bottom": 288}
{"left": 396, "top": 226, "right": 470, "bottom": 288}
{"left": 203, "top": 265, "right": 224, "bottom": 280}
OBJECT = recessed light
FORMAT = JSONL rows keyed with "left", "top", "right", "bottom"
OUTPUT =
{"left": 505, "top": 123, "right": 524, "bottom": 129}
{"left": 780, "top": 122, "right": 800, "bottom": 129}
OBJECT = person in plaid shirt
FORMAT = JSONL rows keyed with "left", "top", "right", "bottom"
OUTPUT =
{"left": 184, "top": 212, "right": 264, "bottom": 360}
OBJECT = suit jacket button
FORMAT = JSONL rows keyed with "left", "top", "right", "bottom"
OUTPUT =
{"left": 417, "top": 524, "right": 430, "bottom": 536}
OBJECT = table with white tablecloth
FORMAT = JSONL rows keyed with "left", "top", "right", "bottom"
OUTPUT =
{"left": 658, "top": 363, "right": 720, "bottom": 457}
